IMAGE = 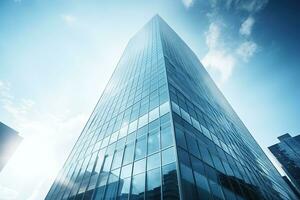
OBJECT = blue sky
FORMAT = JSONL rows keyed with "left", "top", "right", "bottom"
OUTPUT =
{"left": 0, "top": 0, "right": 299, "bottom": 199}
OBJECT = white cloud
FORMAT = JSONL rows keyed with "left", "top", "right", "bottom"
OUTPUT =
{"left": 235, "top": 0, "right": 269, "bottom": 12}
{"left": 182, "top": 0, "right": 194, "bottom": 8}
{"left": 205, "top": 23, "right": 220, "bottom": 48}
{"left": 202, "top": 22, "right": 236, "bottom": 83}
{"left": 202, "top": 21, "right": 259, "bottom": 83}
{"left": 202, "top": 49, "right": 236, "bottom": 82}
{"left": 61, "top": 14, "right": 77, "bottom": 25}
{"left": 239, "top": 16, "right": 255, "bottom": 36}
{"left": 0, "top": 186, "right": 18, "bottom": 200}
{"left": 236, "top": 41, "right": 258, "bottom": 62}
{"left": 214, "top": 0, "right": 269, "bottom": 12}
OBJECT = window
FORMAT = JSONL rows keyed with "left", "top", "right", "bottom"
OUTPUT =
{"left": 126, "top": 132, "right": 136, "bottom": 144}
{"left": 148, "top": 131, "right": 160, "bottom": 154}
{"left": 133, "top": 158, "right": 146, "bottom": 175}
{"left": 137, "top": 126, "right": 148, "bottom": 138}
{"left": 128, "top": 120, "right": 138, "bottom": 134}
{"left": 123, "top": 143, "right": 134, "bottom": 165}
{"left": 121, "top": 164, "right": 132, "bottom": 179}
{"left": 102, "top": 155, "right": 113, "bottom": 172}
{"left": 194, "top": 171, "right": 210, "bottom": 199}
{"left": 162, "top": 147, "right": 176, "bottom": 166}
{"left": 111, "top": 150, "right": 123, "bottom": 170}
{"left": 186, "top": 133, "right": 200, "bottom": 157}
{"left": 147, "top": 153, "right": 160, "bottom": 170}
{"left": 171, "top": 102, "right": 180, "bottom": 115}
{"left": 138, "top": 113, "right": 148, "bottom": 129}
{"left": 117, "top": 177, "right": 131, "bottom": 200}
{"left": 161, "top": 125, "right": 173, "bottom": 148}
{"left": 180, "top": 108, "right": 191, "bottom": 124}
{"left": 146, "top": 168, "right": 161, "bottom": 199}
{"left": 101, "top": 136, "right": 110, "bottom": 148}
{"left": 209, "top": 180, "right": 225, "bottom": 200}
{"left": 199, "top": 146, "right": 213, "bottom": 167}
{"left": 149, "top": 107, "right": 159, "bottom": 122}
{"left": 149, "top": 118, "right": 160, "bottom": 132}
{"left": 119, "top": 125, "right": 128, "bottom": 139}
{"left": 160, "top": 101, "right": 170, "bottom": 116}
{"left": 162, "top": 163, "right": 179, "bottom": 200}
{"left": 135, "top": 136, "right": 147, "bottom": 160}
{"left": 130, "top": 173, "right": 145, "bottom": 199}
{"left": 175, "top": 128, "right": 187, "bottom": 149}
{"left": 180, "top": 163, "right": 198, "bottom": 200}
{"left": 104, "top": 169, "right": 120, "bottom": 199}
{"left": 160, "top": 113, "right": 170, "bottom": 125}
{"left": 109, "top": 131, "right": 119, "bottom": 144}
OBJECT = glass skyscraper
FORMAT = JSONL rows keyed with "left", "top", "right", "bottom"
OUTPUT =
{"left": 45, "top": 16, "right": 296, "bottom": 200}
{"left": 269, "top": 134, "right": 300, "bottom": 194}
{"left": 0, "top": 122, "right": 22, "bottom": 172}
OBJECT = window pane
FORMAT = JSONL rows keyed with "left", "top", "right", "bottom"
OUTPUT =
{"left": 135, "top": 136, "right": 147, "bottom": 160}
{"left": 137, "top": 125, "right": 148, "bottom": 138}
{"left": 128, "top": 120, "right": 138, "bottom": 134}
{"left": 146, "top": 168, "right": 161, "bottom": 200}
{"left": 162, "top": 163, "right": 179, "bottom": 200}
{"left": 162, "top": 147, "right": 175, "bottom": 166}
{"left": 149, "top": 107, "right": 159, "bottom": 122}
{"left": 194, "top": 171, "right": 210, "bottom": 199}
{"left": 111, "top": 150, "right": 123, "bottom": 170}
{"left": 138, "top": 113, "right": 148, "bottom": 129}
{"left": 101, "top": 136, "right": 110, "bottom": 148}
{"left": 209, "top": 180, "right": 225, "bottom": 200}
{"left": 118, "top": 177, "right": 131, "bottom": 200}
{"left": 104, "top": 169, "right": 120, "bottom": 199}
{"left": 186, "top": 133, "right": 200, "bottom": 158}
{"left": 133, "top": 158, "right": 146, "bottom": 175}
{"left": 175, "top": 128, "right": 186, "bottom": 149}
{"left": 161, "top": 126, "right": 173, "bottom": 148}
{"left": 159, "top": 101, "right": 170, "bottom": 116}
{"left": 147, "top": 153, "right": 161, "bottom": 171}
{"left": 110, "top": 131, "right": 119, "bottom": 144}
{"left": 119, "top": 125, "right": 129, "bottom": 139}
{"left": 123, "top": 143, "right": 134, "bottom": 165}
{"left": 148, "top": 132, "right": 160, "bottom": 155}
{"left": 102, "top": 155, "right": 113, "bottom": 172}
{"left": 131, "top": 173, "right": 145, "bottom": 199}
{"left": 180, "top": 164, "right": 198, "bottom": 200}
{"left": 121, "top": 164, "right": 132, "bottom": 179}
{"left": 126, "top": 132, "right": 136, "bottom": 144}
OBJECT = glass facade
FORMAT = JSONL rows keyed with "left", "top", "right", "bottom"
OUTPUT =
{"left": 269, "top": 134, "right": 300, "bottom": 194}
{"left": 0, "top": 122, "right": 22, "bottom": 172}
{"left": 45, "top": 15, "right": 296, "bottom": 200}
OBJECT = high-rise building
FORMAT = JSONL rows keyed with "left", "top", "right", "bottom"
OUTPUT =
{"left": 45, "top": 16, "right": 296, "bottom": 200}
{"left": 0, "top": 122, "right": 22, "bottom": 172}
{"left": 269, "top": 133, "right": 300, "bottom": 194}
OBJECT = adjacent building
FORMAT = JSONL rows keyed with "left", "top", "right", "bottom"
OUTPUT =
{"left": 269, "top": 133, "right": 300, "bottom": 195}
{"left": 0, "top": 122, "right": 22, "bottom": 172}
{"left": 45, "top": 16, "right": 296, "bottom": 200}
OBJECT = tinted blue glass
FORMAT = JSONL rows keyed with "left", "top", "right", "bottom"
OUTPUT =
{"left": 162, "top": 147, "right": 175, "bottom": 166}
{"left": 117, "top": 177, "right": 131, "bottom": 200}
{"left": 131, "top": 173, "right": 145, "bottom": 199}
{"left": 161, "top": 125, "right": 173, "bottom": 149}
{"left": 135, "top": 136, "right": 147, "bottom": 160}
{"left": 146, "top": 168, "right": 161, "bottom": 199}
{"left": 121, "top": 164, "right": 132, "bottom": 179}
{"left": 133, "top": 158, "right": 146, "bottom": 175}
{"left": 123, "top": 143, "right": 134, "bottom": 165}
{"left": 162, "top": 163, "right": 179, "bottom": 200}
{"left": 148, "top": 132, "right": 160, "bottom": 154}
{"left": 147, "top": 153, "right": 160, "bottom": 170}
